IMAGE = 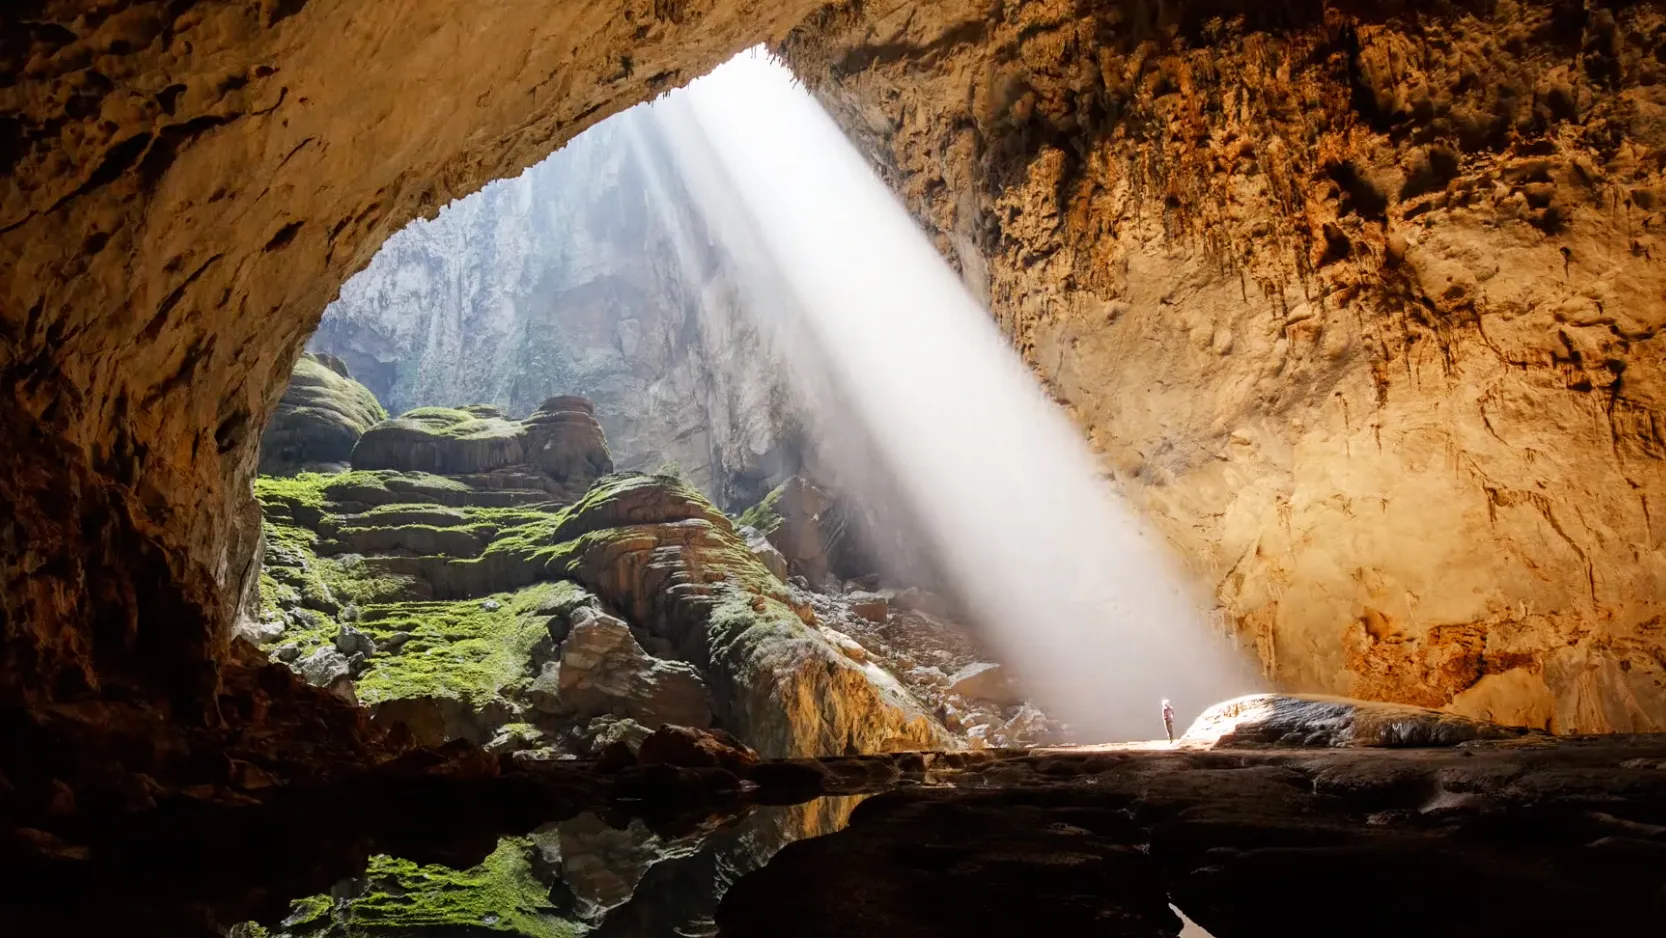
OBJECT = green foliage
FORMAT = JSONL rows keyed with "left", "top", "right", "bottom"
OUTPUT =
{"left": 736, "top": 480, "right": 788, "bottom": 535}
{"left": 353, "top": 583, "right": 578, "bottom": 707}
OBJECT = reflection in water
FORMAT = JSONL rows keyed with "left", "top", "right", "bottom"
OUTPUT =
{"left": 236, "top": 797, "right": 862, "bottom": 937}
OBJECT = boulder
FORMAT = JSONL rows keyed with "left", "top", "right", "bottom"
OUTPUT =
{"left": 636, "top": 725, "right": 759, "bottom": 772}
{"left": 296, "top": 647, "right": 357, "bottom": 704}
{"left": 236, "top": 617, "right": 286, "bottom": 645}
{"left": 739, "top": 524, "right": 789, "bottom": 582}
{"left": 298, "top": 647, "right": 351, "bottom": 688}
{"left": 1183, "top": 694, "right": 1540, "bottom": 749}
{"left": 846, "top": 591, "right": 889, "bottom": 622}
{"left": 557, "top": 614, "right": 714, "bottom": 728}
{"left": 947, "top": 662, "right": 1024, "bottom": 707}
{"left": 334, "top": 624, "right": 377, "bottom": 658}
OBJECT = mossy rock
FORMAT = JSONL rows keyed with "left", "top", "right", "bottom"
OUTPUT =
{"left": 258, "top": 353, "right": 387, "bottom": 474}
{"left": 352, "top": 407, "right": 529, "bottom": 476}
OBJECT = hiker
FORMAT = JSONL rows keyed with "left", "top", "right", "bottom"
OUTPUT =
{"left": 1162, "top": 698, "right": 1176, "bottom": 743}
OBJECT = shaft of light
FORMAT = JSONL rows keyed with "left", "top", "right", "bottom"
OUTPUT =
{"left": 649, "top": 51, "right": 1260, "bottom": 739}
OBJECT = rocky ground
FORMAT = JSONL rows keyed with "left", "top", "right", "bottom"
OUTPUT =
{"left": 5, "top": 698, "right": 1662, "bottom": 938}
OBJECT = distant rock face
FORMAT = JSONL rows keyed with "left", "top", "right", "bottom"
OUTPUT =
{"left": 257, "top": 353, "right": 387, "bottom": 474}
{"left": 308, "top": 110, "right": 802, "bottom": 510}
{"left": 785, "top": 0, "right": 1666, "bottom": 733}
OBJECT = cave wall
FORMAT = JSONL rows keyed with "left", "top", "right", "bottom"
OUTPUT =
{"left": 0, "top": 0, "right": 828, "bottom": 713}
{"left": 307, "top": 108, "right": 801, "bottom": 510}
{"left": 782, "top": 0, "right": 1666, "bottom": 731}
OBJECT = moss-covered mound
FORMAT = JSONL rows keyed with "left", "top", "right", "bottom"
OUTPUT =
{"left": 351, "top": 398, "right": 613, "bottom": 490}
{"left": 255, "top": 396, "right": 945, "bottom": 761}
{"left": 258, "top": 352, "right": 388, "bottom": 474}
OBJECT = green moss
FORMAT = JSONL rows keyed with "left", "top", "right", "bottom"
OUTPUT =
{"left": 282, "top": 894, "right": 335, "bottom": 930}
{"left": 354, "top": 583, "right": 576, "bottom": 707}
{"left": 386, "top": 407, "right": 522, "bottom": 442}
{"left": 737, "top": 480, "right": 787, "bottom": 535}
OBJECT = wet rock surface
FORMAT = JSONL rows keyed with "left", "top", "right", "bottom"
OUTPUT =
{"left": 4, "top": 731, "right": 1662, "bottom": 938}
{"left": 717, "top": 735, "right": 1666, "bottom": 938}
{"left": 1185, "top": 693, "right": 1542, "bottom": 748}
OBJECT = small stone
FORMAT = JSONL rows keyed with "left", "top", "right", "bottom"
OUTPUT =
{"left": 381, "top": 631, "right": 413, "bottom": 651}
{"left": 947, "top": 662, "right": 1024, "bottom": 707}
{"left": 847, "top": 591, "right": 890, "bottom": 622}
{"left": 298, "top": 647, "right": 351, "bottom": 688}
{"left": 481, "top": 599, "right": 502, "bottom": 611}
{"left": 274, "top": 642, "right": 302, "bottom": 662}
{"left": 334, "top": 624, "right": 376, "bottom": 658}
{"left": 822, "top": 628, "right": 869, "bottom": 663}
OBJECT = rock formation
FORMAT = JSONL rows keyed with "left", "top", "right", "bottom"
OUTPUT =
{"left": 782, "top": 0, "right": 1666, "bottom": 732}
{"left": 252, "top": 382, "right": 946, "bottom": 758}
{"left": 308, "top": 107, "right": 803, "bottom": 510}
{"left": 5, "top": 0, "right": 1666, "bottom": 874}
{"left": 0, "top": 0, "right": 833, "bottom": 823}
{"left": 256, "top": 352, "right": 386, "bottom": 474}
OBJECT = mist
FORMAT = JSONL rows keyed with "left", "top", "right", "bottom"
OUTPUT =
{"left": 635, "top": 50, "right": 1260, "bottom": 740}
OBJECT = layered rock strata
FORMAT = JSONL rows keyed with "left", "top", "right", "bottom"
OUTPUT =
{"left": 256, "top": 352, "right": 386, "bottom": 475}
{"left": 253, "top": 390, "right": 945, "bottom": 759}
{"left": 782, "top": 0, "right": 1666, "bottom": 732}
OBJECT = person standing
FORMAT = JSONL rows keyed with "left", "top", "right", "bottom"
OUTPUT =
{"left": 1162, "top": 698, "right": 1176, "bottom": 743}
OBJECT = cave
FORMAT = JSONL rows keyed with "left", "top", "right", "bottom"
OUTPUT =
{"left": 2, "top": 1, "right": 1665, "bottom": 936}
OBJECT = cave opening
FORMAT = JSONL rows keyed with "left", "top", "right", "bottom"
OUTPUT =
{"left": 5, "top": 2, "right": 1666, "bottom": 936}
{"left": 233, "top": 48, "right": 1256, "bottom": 932}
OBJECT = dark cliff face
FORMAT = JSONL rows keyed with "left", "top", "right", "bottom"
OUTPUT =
{"left": 308, "top": 109, "right": 803, "bottom": 512}
{"left": 782, "top": 0, "right": 1666, "bottom": 732}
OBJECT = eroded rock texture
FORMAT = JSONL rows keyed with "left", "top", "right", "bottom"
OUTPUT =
{"left": 783, "top": 0, "right": 1666, "bottom": 731}
{"left": 0, "top": 0, "right": 830, "bottom": 773}
{"left": 257, "top": 352, "right": 385, "bottom": 474}
{"left": 253, "top": 395, "right": 943, "bottom": 758}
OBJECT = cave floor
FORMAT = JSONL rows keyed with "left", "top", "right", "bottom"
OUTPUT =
{"left": 5, "top": 736, "right": 1664, "bottom": 937}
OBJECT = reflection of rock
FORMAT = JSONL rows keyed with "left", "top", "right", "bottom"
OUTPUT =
{"left": 558, "top": 614, "right": 714, "bottom": 729}
{"left": 550, "top": 814, "right": 679, "bottom": 921}
{"left": 1184, "top": 694, "right": 1537, "bottom": 748}
{"left": 947, "top": 662, "right": 1023, "bottom": 708}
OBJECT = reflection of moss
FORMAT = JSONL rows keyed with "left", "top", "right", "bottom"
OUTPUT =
{"left": 276, "top": 838, "right": 578, "bottom": 938}
{"left": 353, "top": 583, "right": 577, "bottom": 707}
{"left": 736, "top": 481, "right": 787, "bottom": 535}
